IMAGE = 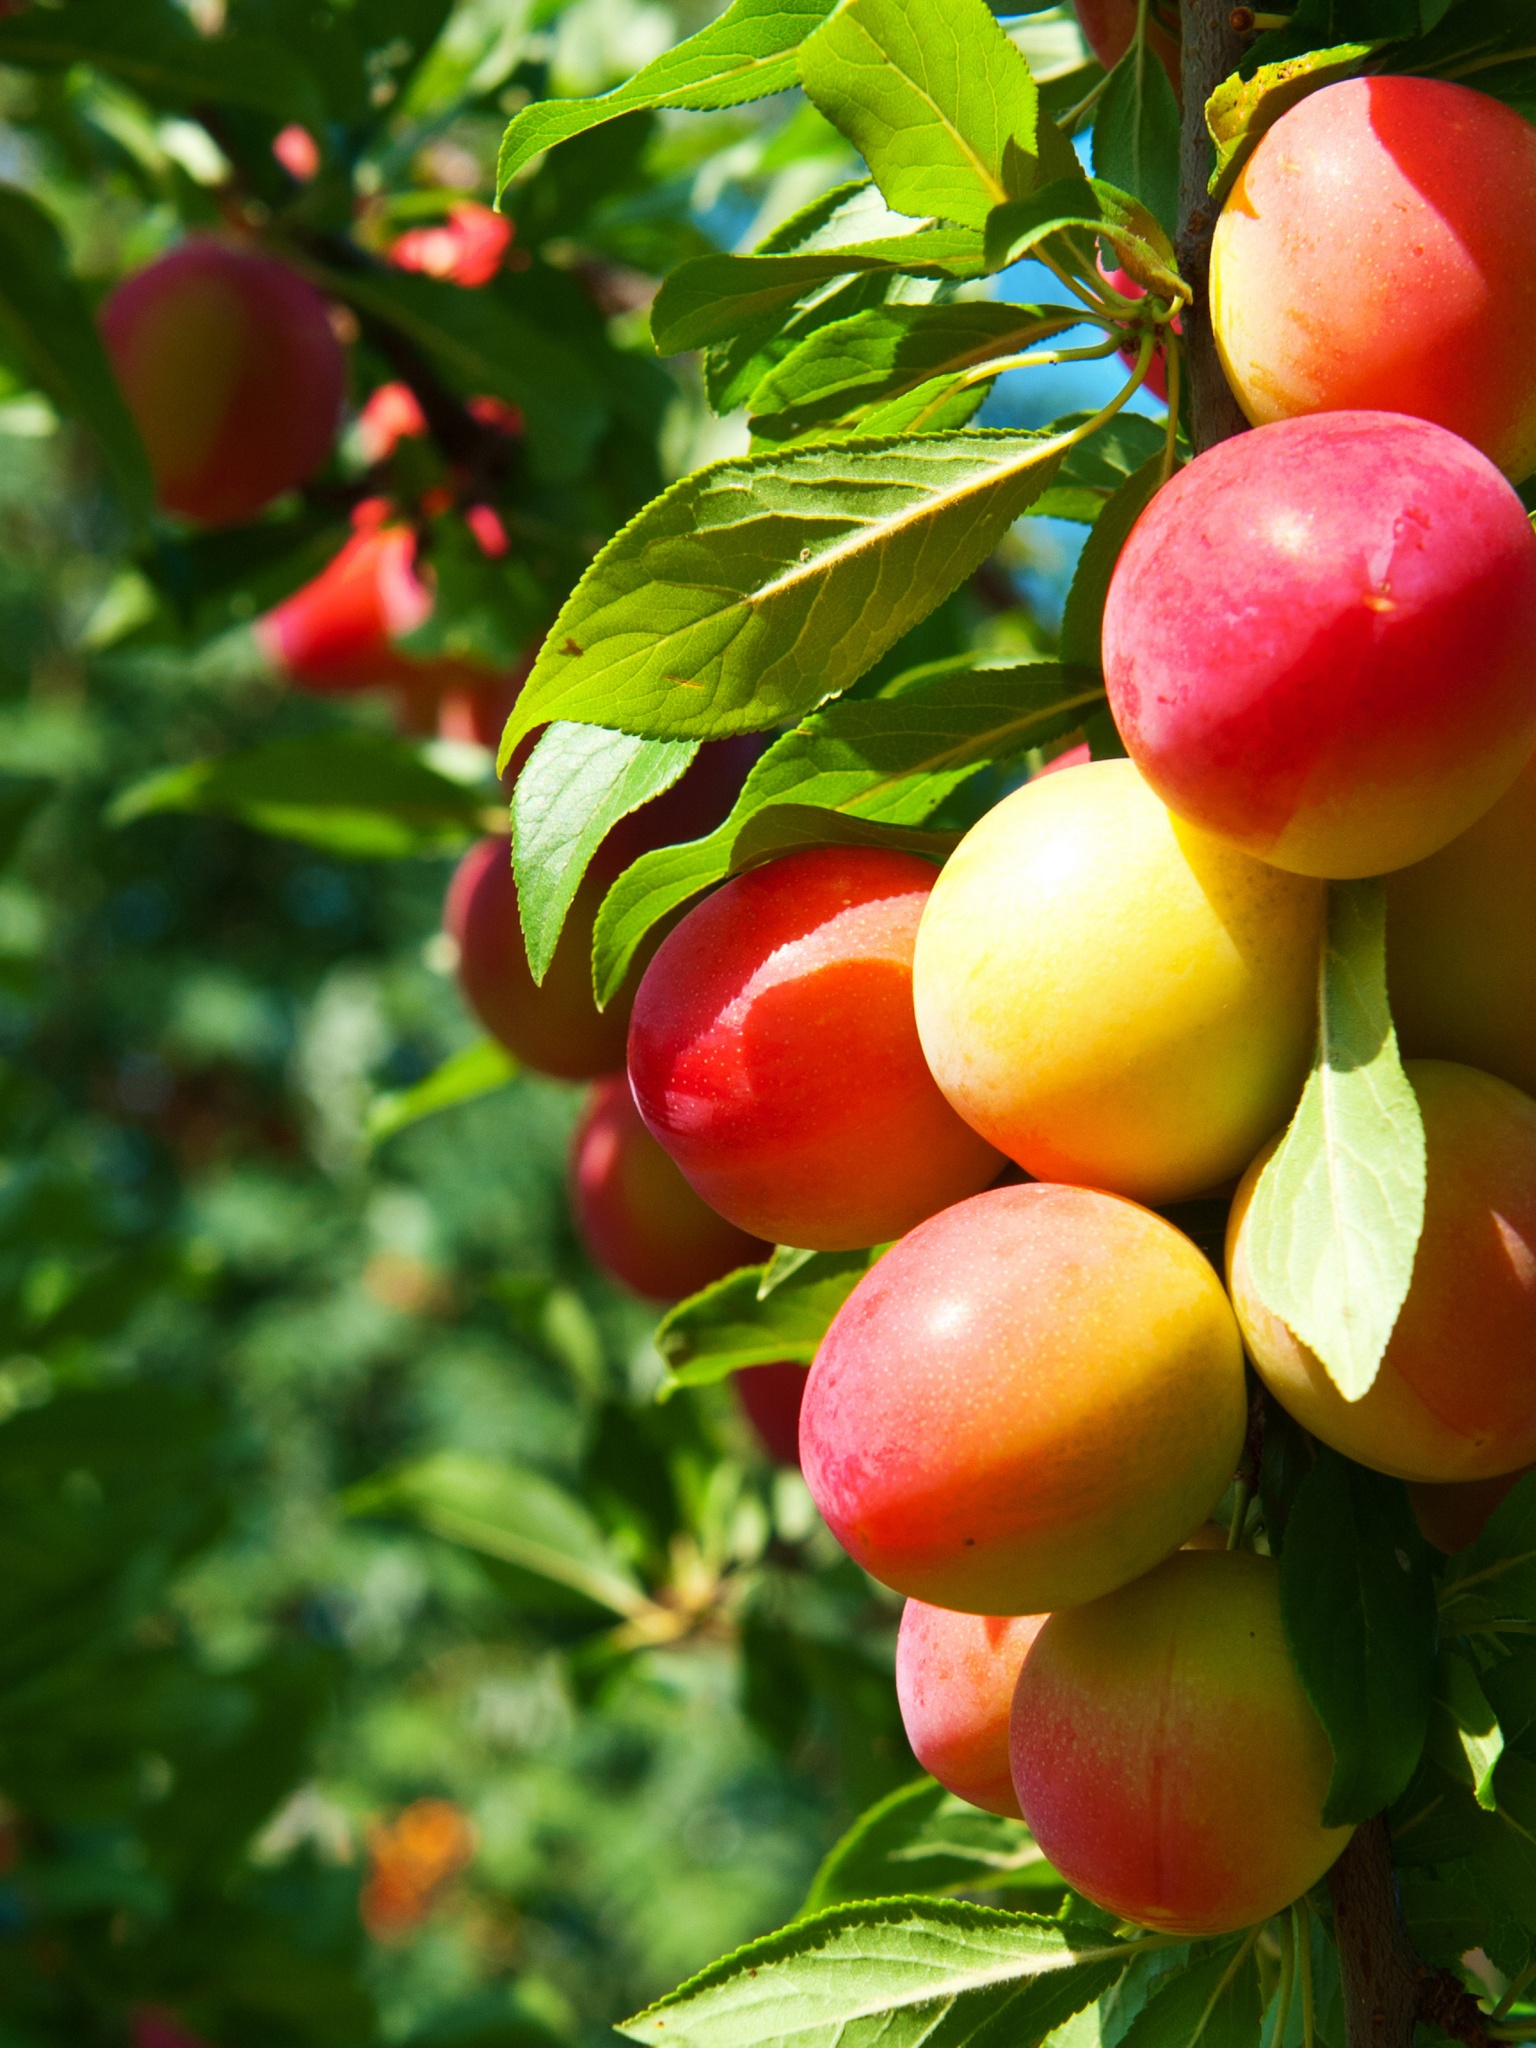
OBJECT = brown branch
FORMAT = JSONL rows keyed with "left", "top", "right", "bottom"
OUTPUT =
{"left": 1327, "top": 1819, "right": 1421, "bottom": 2048}
{"left": 1176, "top": 0, "right": 1250, "bottom": 452}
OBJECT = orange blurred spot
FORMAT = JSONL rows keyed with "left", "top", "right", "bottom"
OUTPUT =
{"left": 361, "top": 1799, "right": 476, "bottom": 1940}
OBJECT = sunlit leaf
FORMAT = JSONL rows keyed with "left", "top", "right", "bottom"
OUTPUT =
{"left": 657, "top": 1249, "right": 877, "bottom": 1388}
{"left": 803, "top": 1778, "right": 1059, "bottom": 1914}
{"left": 513, "top": 724, "right": 697, "bottom": 983}
{"left": 796, "top": 0, "right": 1057, "bottom": 232}
{"left": 497, "top": 0, "right": 836, "bottom": 189}
{"left": 499, "top": 432, "right": 1070, "bottom": 762}
{"left": 748, "top": 301, "right": 1082, "bottom": 448}
{"left": 1243, "top": 879, "right": 1426, "bottom": 1403}
{"left": 652, "top": 227, "right": 988, "bottom": 358}
{"left": 619, "top": 1898, "right": 1143, "bottom": 2048}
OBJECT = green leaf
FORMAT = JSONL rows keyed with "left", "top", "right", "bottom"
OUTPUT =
{"left": 1432, "top": 1650, "right": 1504, "bottom": 1812}
{"left": 1278, "top": 1448, "right": 1437, "bottom": 1827}
{"left": 345, "top": 1451, "right": 648, "bottom": 1619}
{"left": 1030, "top": 412, "right": 1169, "bottom": 523}
{"left": 108, "top": 732, "right": 491, "bottom": 859}
{"left": 1243, "top": 879, "right": 1426, "bottom": 1402}
{"left": 0, "top": 187, "right": 151, "bottom": 519}
{"left": 747, "top": 301, "right": 1083, "bottom": 449}
{"left": 656, "top": 1249, "right": 877, "bottom": 1388}
{"left": 757, "top": 1244, "right": 821, "bottom": 1298}
{"left": 1483, "top": 1646, "right": 1536, "bottom": 1755}
{"left": 619, "top": 1898, "right": 1143, "bottom": 2048}
{"left": 983, "top": 178, "right": 1185, "bottom": 304}
{"left": 513, "top": 725, "right": 697, "bottom": 985}
{"left": 1243, "top": 0, "right": 1449, "bottom": 72}
{"left": 1114, "top": 1940, "right": 1263, "bottom": 2048}
{"left": 796, "top": 0, "right": 1048, "bottom": 232}
{"left": 802, "top": 1778, "right": 1060, "bottom": 1915}
{"left": 496, "top": 0, "right": 836, "bottom": 190}
{"left": 1437, "top": 1471, "right": 1536, "bottom": 1640}
{"left": 1388, "top": 4, "right": 1536, "bottom": 126}
{"left": 1204, "top": 46, "right": 1376, "bottom": 204}
{"left": 651, "top": 227, "right": 988, "bottom": 358}
{"left": 1094, "top": 41, "right": 1181, "bottom": 242}
{"left": 367, "top": 1039, "right": 520, "bottom": 1150}
{"left": 498, "top": 431, "right": 1070, "bottom": 763}
{"left": 0, "top": 0, "right": 327, "bottom": 126}
{"left": 1059, "top": 452, "right": 1165, "bottom": 668}
{"left": 592, "top": 659, "right": 1101, "bottom": 1004}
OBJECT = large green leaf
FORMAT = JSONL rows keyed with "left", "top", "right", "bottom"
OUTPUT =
{"left": 747, "top": 301, "right": 1083, "bottom": 448}
{"left": 656, "top": 1249, "right": 877, "bottom": 1388}
{"left": 498, "top": 431, "right": 1070, "bottom": 762}
{"left": 803, "top": 1778, "right": 1059, "bottom": 1914}
{"left": 652, "top": 227, "right": 988, "bottom": 358}
{"left": 512, "top": 724, "right": 697, "bottom": 984}
{"left": 1093, "top": 41, "right": 1181, "bottom": 242}
{"left": 497, "top": 0, "right": 836, "bottom": 190}
{"left": 109, "top": 731, "right": 492, "bottom": 858}
{"left": 1030, "top": 412, "right": 1168, "bottom": 523}
{"left": 592, "top": 660, "right": 1101, "bottom": 1004}
{"left": 346, "top": 1451, "right": 648, "bottom": 1619}
{"left": 619, "top": 1899, "right": 1144, "bottom": 2048}
{"left": 796, "top": 0, "right": 1052, "bottom": 232}
{"left": 1279, "top": 1449, "right": 1437, "bottom": 1826}
{"left": 0, "top": 0, "right": 327, "bottom": 126}
{"left": 1242, "top": 879, "right": 1426, "bottom": 1403}
{"left": 0, "top": 187, "right": 151, "bottom": 519}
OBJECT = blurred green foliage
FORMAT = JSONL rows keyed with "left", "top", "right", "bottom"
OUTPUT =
{"left": 0, "top": 0, "right": 961, "bottom": 2036}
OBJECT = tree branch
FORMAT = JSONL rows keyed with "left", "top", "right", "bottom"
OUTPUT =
{"left": 1175, "top": 0, "right": 1249, "bottom": 451}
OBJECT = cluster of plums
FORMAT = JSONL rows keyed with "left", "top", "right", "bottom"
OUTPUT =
{"left": 449, "top": 69, "right": 1536, "bottom": 1938}
{"left": 94, "top": 45, "right": 1536, "bottom": 1935}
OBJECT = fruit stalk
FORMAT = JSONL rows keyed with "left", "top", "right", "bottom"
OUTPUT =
{"left": 1175, "top": 0, "right": 1249, "bottom": 450}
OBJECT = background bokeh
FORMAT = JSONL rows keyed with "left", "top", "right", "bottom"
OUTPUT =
{"left": 0, "top": 3, "right": 1097, "bottom": 2041}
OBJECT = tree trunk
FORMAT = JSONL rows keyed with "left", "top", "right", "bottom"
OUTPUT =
{"left": 1175, "top": 0, "right": 1249, "bottom": 451}
{"left": 1328, "top": 1819, "right": 1422, "bottom": 2048}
